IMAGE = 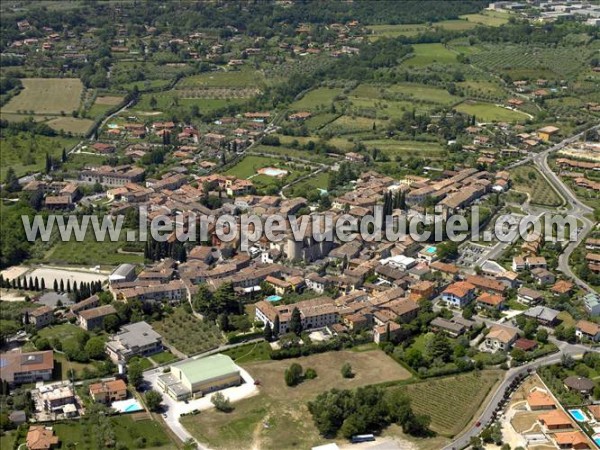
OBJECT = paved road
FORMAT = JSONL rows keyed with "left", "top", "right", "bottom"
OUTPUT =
{"left": 442, "top": 342, "right": 591, "bottom": 450}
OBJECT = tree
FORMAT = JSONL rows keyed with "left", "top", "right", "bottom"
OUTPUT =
{"left": 341, "top": 363, "right": 353, "bottom": 379}
{"left": 53, "top": 279, "right": 58, "bottom": 292}
{"left": 84, "top": 337, "right": 106, "bottom": 360}
{"left": 128, "top": 359, "right": 144, "bottom": 389}
{"left": 536, "top": 328, "right": 548, "bottom": 344}
{"left": 103, "top": 314, "right": 120, "bottom": 333}
{"left": 263, "top": 322, "right": 273, "bottom": 342}
{"left": 285, "top": 363, "right": 303, "bottom": 386}
{"left": 4, "top": 168, "right": 21, "bottom": 192}
{"left": 273, "top": 314, "right": 280, "bottom": 337}
{"left": 290, "top": 307, "right": 302, "bottom": 335}
{"left": 304, "top": 368, "right": 317, "bottom": 379}
{"left": 145, "top": 390, "right": 163, "bottom": 412}
{"left": 211, "top": 391, "right": 233, "bottom": 412}
{"left": 149, "top": 96, "right": 157, "bottom": 110}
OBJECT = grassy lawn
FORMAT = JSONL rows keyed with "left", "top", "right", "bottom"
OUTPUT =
{"left": 222, "top": 341, "right": 272, "bottom": 364}
{"left": 459, "top": 11, "right": 511, "bottom": 27}
{"left": 149, "top": 351, "right": 178, "bottom": 365}
{"left": 152, "top": 307, "right": 224, "bottom": 356}
{"left": 458, "top": 80, "right": 507, "bottom": 98}
{"left": 510, "top": 165, "right": 563, "bottom": 207}
{"left": 46, "top": 116, "right": 94, "bottom": 135}
{"left": 323, "top": 115, "right": 387, "bottom": 134}
{"left": 404, "top": 370, "right": 503, "bottom": 437}
{"left": 289, "top": 172, "right": 330, "bottom": 196}
{"left": 225, "top": 155, "right": 280, "bottom": 179}
{"left": 134, "top": 91, "right": 247, "bottom": 114}
{"left": 290, "top": 87, "right": 343, "bottom": 111}
{"left": 0, "top": 431, "right": 18, "bottom": 449}
{"left": 2, "top": 78, "right": 83, "bottom": 115}
{"left": 182, "top": 349, "right": 412, "bottom": 449}
{"left": 454, "top": 100, "right": 529, "bottom": 123}
{"left": 54, "top": 414, "right": 177, "bottom": 449}
{"left": 366, "top": 23, "right": 429, "bottom": 39}
{"left": 0, "top": 133, "right": 79, "bottom": 181}
{"left": 403, "top": 43, "right": 459, "bottom": 67}
{"left": 363, "top": 139, "right": 447, "bottom": 160}
{"left": 387, "top": 83, "right": 460, "bottom": 105}
{"left": 35, "top": 229, "right": 144, "bottom": 266}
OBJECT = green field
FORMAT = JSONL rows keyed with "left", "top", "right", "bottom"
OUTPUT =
{"left": 403, "top": 43, "right": 459, "bottom": 67}
{"left": 222, "top": 341, "right": 272, "bottom": 364}
{"left": 149, "top": 350, "right": 178, "bottom": 365}
{"left": 33, "top": 230, "right": 144, "bottom": 266}
{"left": 363, "top": 139, "right": 447, "bottom": 159}
{"left": 289, "top": 171, "right": 330, "bottom": 196}
{"left": 152, "top": 307, "right": 224, "bottom": 356}
{"left": 366, "top": 23, "right": 429, "bottom": 39}
{"left": 0, "top": 133, "right": 79, "bottom": 181}
{"left": 134, "top": 90, "right": 247, "bottom": 114}
{"left": 225, "top": 155, "right": 280, "bottom": 179}
{"left": 510, "top": 165, "right": 564, "bottom": 207}
{"left": 454, "top": 100, "right": 529, "bottom": 123}
{"left": 458, "top": 80, "right": 507, "bottom": 98}
{"left": 459, "top": 11, "right": 511, "bottom": 27}
{"left": 405, "top": 371, "right": 503, "bottom": 437}
{"left": 2, "top": 78, "right": 83, "bottom": 115}
{"left": 387, "top": 83, "right": 460, "bottom": 105}
{"left": 46, "top": 116, "right": 94, "bottom": 135}
{"left": 177, "top": 68, "right": 265, "bottom": 88}
{"left": 323, "top": 115, "right": 386, "bottom": 134}
{"left": 54, "top": 415, "right": 176, "bottom": 449}
{"left": 290, "top": 87, "right": 343, "bottom": 111}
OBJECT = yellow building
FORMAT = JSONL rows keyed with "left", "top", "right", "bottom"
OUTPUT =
{"left": 537, "top": 126, "right": 560, "bottom": 142}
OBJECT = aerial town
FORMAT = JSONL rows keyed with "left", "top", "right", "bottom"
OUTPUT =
{"left": 0, "top": 1, "right": 599, "bottom": 450}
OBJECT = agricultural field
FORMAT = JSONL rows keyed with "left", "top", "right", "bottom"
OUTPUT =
{"left": 46, "top": 117, "right": 94, "bottom": 135}
{"left": 457, "top": 80, "right": 507, "bottom": 99}
{"left": 87, "top": 94, "right": 124, "bottom": 118}
{"left": 2, "top": 78, "right": 83, "bottom": 115}
{"left": 403, "top": 43, "right": 459, "bottom": 67}
{"left": 470, "top": 45, "right": 591, "bottom": 80}
{"left": 290, "top": 87, "right": 343, "bottom": 111}
{"left": 182, "top": 349, "right": 412, "bottom": 450}
{"left": 387, "top": 83, "right": 460, "bottom": 105}
{"left": 177, "top": 68, "right": 265, "bottom": 88}
{"left": 133, "top": 90, "right": 247, "bottom": 115}
{"left": 366, "top": 23, "right": 429, "bottom": 40}
{"left": 225, "top": 155, "right": 281, "bottom": 179}
{"left": 54, "top": 414, "right": 177, "bottom": 450}
{"left": 323, "top": 115, "right": 386, "bottom": 134}
{"left": 459, "top": 11, "right": 511, "bottom": 27}
{"left": 404, "top": 371, "right": 503, "bottom": 437}
{"left": 510, "top": 165, "right": 564, "bottom": 207}
{"left": 152, "top": 307, "right": 224, "bottom": 356}
{"left": 363, "top": 139, "right": 447, "bottom": 160}
{"left": 0, "top": 133, "right": 79, "bottom": 181}
{"left": 454, "top": 100, "right": 529, "bottom": 123}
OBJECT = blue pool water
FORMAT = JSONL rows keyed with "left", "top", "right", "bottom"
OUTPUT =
{"left": 266, "top": 295, "right": 282, "bottom": 302}
{"left": 594, "top": 435, "right": 600, "bottom": 447}
{"left": 425, "top": 246, "right": 437, "bottom": 254}
{"left": 568, "top": 409, "right": 586, "bottom": 422}
{"left": 124, "top": 403, "right": 142, "bottom": 412}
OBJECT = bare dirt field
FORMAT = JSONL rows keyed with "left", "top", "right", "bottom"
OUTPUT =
{"left": 25, "top": 267, "right": 108, "bottom": 287}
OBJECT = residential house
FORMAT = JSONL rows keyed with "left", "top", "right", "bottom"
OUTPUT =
{"left": 26, "top": 426, "right": 59, "bottom": 450}
{"left": 575, "top": 320, "right": 600, "bottom": 342}
{"left": 531, "top": 268, "right": 555, "bottom": 286}
{"left": 89, "top": 379, "right": 128, "bottom": 404}
{"left": 105, "top": 321, "right": 163, "bottom": 362}
{"left": 553, "top": 431, "right": 591, "bottom": 450}
{"left": 563, "top": 376, "right": 595, "bottom": 396}
{"left": 29, "top": 306, "right": 54, "bottom": 329}
{"left": 0, "top": 351, "right": 54, "bottom": 385}
{"left": 526, "top": 390, "right": 555, "bottom": 410}
{"left": 484, "top": 325, "right": 518, "bottom": 352}
{"left": 77, "top": 305, "right": 117, "bottom": 331}
{"left": 517, "top": 287, "right": 544, "bottom": 305}
{"left": 537, "top": 126, "right": 560, "bottom": 142}
{"left": 551, "top": 280, "right": 574, "bottom": 297}
{"left": 441, "top": 281, "right": 476, "bottom": 308}
{"left": 538, "top": 409, "right": 572, "bottom": 430}
{"left": 373, "top": 321, "right": 402, "bottom": 344}
{"left": 583, "top": 293, "right": 600, "bottom": 316}
{"left": 524, "top": 306, "right": 560, "bottom": 327}
{"left": 476, "top": 293, "right": 505, "bottom": 310}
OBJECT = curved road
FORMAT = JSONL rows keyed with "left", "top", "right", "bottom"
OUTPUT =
{"left": 443, "top": 342, "right": 591, "bottom": 450}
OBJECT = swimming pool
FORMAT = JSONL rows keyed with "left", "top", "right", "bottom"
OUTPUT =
{"left": 266, "top": 295, "right": 282, "bottom": 302}
{"left": 425, "top": 246, "right": 437, "bottom": 254}
{"left": 111, "top": 398, "right": 143, "bottom": 413}
{"left": 568, "top": 409, "right": 587, "bottom": 422}
{"left": 593, "top": 434, "right": 600, "bottom": 447}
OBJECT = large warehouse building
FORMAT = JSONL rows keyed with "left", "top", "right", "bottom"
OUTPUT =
{"left": 157, "top": 354, "right": 241, "bottom": 400}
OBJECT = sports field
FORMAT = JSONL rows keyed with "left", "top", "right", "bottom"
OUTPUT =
{"left": 2, "top": 78, "right": 83, "bottom": 115}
